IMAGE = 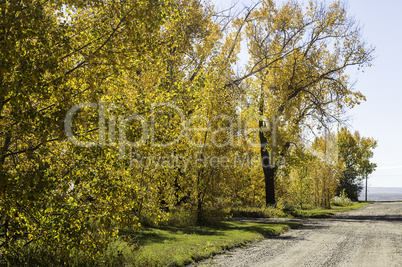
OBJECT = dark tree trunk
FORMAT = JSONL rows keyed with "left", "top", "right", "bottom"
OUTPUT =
{"left": 196, "top": 193, "right": 203, "bottom": 223}
{"left": 259, "top": 119, "right": 276, "bottom": 206}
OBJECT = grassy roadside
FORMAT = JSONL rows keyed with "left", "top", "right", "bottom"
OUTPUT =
{"left": 5, "top": 202, "right": 371, "bottom": 266}
{"left": 1, "top": 221, "right": 301, "bottom": 267}
{"left": 103, "top": 221, "right": 302, "bottom": 267}
{"left": 105, "top": 202, "right": 371, "bottom": 266}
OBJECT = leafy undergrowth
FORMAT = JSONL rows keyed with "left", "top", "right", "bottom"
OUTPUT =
{"left": 230, "top": 206, "right": 292, "bottom": 218}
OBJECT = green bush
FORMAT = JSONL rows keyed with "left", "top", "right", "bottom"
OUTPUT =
{"left": 0, "top": 241, "right": 131, "bottom": 267}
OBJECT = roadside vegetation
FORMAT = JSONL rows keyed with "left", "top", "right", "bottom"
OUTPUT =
{"left": 1, "top": 0, "right": 377, "bottom": 266}
{"left": 2, "top": 220, "right": 301, "bottom": 267}
{"left": 231, "top": 201, "right": 372, "bottom": 219}
{"left": 2, "top": 200, "right": 371, "bottom": 267}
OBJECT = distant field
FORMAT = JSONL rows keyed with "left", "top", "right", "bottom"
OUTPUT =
{"left": 358, "top": 187, "right": 402, "bottom": 201}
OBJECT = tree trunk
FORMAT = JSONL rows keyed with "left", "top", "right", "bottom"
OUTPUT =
{"left": 197, "top": 193, "right": 203, "bottom": 223}
{"left": 259, "top": 119, "right": 276, "bottom": 206}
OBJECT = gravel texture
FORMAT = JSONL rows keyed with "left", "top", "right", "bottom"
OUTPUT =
{"left": 193, "top": 201, "right": 402, "bottom": 267}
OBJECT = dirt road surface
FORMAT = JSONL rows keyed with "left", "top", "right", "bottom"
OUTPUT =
{"left": 195, "top": 201, "right": 402, "bottom": 267}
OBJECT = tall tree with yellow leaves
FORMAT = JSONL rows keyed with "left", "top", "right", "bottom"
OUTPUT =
{"left": 239, "top": 0, "right": 374, "bottom": 205}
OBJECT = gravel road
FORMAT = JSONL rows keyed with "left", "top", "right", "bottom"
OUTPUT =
{"left": 194, "top": 201, "right": 402, "bottom": 267}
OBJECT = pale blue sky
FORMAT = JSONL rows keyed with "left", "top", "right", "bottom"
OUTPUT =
{"left": 212, "top": 0, "right": 402, "bottom": 187}
{"left": 345, "top": 0, "right": 402, "bottom": 187}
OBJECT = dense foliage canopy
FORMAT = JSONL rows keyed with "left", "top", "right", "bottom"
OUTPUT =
{"left": 0, "top": 0, "right": 376, "bottom": 260}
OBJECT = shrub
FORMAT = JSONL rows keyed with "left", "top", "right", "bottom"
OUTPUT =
{"left": 331, "top": 189, "right": 353, "bottom": 206}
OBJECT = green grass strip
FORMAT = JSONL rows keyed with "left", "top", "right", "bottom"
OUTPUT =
{"left": 110, "top": 221, "right": 302, "bottom": 266}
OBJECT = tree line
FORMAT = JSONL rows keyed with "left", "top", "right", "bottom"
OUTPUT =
{"left": 0, "top": 0, "right": 376, "bottom": 259}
